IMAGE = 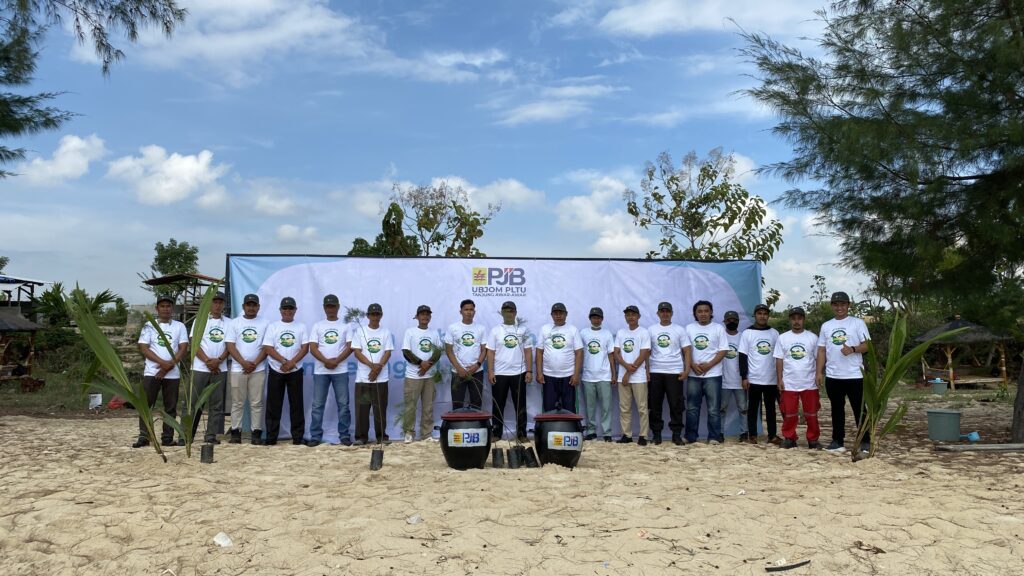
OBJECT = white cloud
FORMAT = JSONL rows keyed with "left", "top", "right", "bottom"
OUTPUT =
{"left": 107, "top": 145, "right": 230, "bottom": 206}
{"left": 21, "top": 134, "right": 107, "bottom": 186}
{"left": 276, "top": 224, "right": 318, "bottom": 243}
{"left": 428, "top": 176, "right": 545, "bottom": 212}
{"left": 626, "top": 95, "right": 770, "bottom": 128}
{"left": 555, "top": 171, "right": 652, "bottom": 256}
{"left": 250, "top": 181, "right": 297, "bottom": 215}
{"left": 596, "top": 0, "right": 822, "bottom": 38}
{"left": 597, "top": 47, "right": 648, "bottom": 67}
{"left": 497, "top": 100, "right": 590, "bottom": 126}
{"left": 541, "top": 84, "right": 627, "bottom": 98}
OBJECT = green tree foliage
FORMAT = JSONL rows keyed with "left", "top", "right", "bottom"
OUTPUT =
{"left": 138, "top": 238, "right": 199, "bottom": 301}
{"left": 0, "top": 255, "right": 9, "bottom": 273}
{"left": 1, "top": 1, "right": 186, "bottom": 177}
{"left": 33, "top": 281, "right": 118, "bottom": 326}
{"left": 347, "top": 202, "right": 422, "bottom": 256}
{"left": 391, "top": 181, "right": 499, "bottom": 257}
{"left": 625, "top": 148, "right": 784, "bottom": 263}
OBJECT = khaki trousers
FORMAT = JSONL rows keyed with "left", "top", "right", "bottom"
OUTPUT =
{"left": 229, "top": 370, "right": 266, "bottom": 432}
{"left": 402, "top": 376, "right": 436, "bottom": 439}
{"left": 618, "top": 380, "right": 649, "bottom": 438}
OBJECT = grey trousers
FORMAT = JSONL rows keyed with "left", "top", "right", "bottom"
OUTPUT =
{"left": 190, "top": 370, "right": 226, "bottom": 442}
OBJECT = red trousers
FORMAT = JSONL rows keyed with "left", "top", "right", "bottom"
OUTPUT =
{"left": 780, "top": 389, "right": 820, "bottom": 441}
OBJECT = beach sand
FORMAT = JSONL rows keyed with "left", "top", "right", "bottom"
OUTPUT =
{"left": 1, "top": 404, "right": 1022, "bottom": 575}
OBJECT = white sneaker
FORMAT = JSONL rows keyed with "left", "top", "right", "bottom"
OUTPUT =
{"left": 427, "top": 436, "right": 439, "bottom": 442}
{"left": 404, "top": 434, "right": 414, "bottom": 444}
{"left": 709, "top": 439, "right": 721, "bottom": 446}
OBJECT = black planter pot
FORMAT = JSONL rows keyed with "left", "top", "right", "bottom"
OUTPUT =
{"left": 439, "top": 409, "right": 492, "bottom": 470}
{"left": 533, "top": 409, "right": 584, "bottom": 468}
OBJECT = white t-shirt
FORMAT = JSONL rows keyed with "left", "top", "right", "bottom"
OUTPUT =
{"left": 684, "top": 322, "right": 730, "bottom": 378}
{"left": 615, "top": 326, "right": 651, "bottom": 384}
{"left": 262, "top": 320, "right": 308, "bottom": 374}
{"left": 403, "top": 326, "right": 443, "bottom": 379}
{"left": 647, "top": 323, "right": 689, "bottom": 373}
{"left": 351, "top": 325, "right": 394, "bottom": 383}
{"left": 738, "top": 327, "right": 780, "bottom": 386}
{"left": 307, "top": 319, "right": 351, "bottom": 375}
{"left": 486, "top": 324, "right": 533, "bottom": 377}
{"left": 722, "top": 332, "right": 742, "bottom": 389}
{"left": 774, "top": 330, "right": 820, "bottom": 391}
{"left": 539, "top": 323, "right": 583, "bottom": 378}
{"left": 226, "top": 316, "right": 269, "bottom": 373}
{"left": 581, "top": 327, "right": 615, "bottom": 382}
{"left": 138, "top": 319, "right": 189, "bottom": 378}
{"left": 444, "top": 321, "right": 486, "bottom": 373}
{"left": 818, "top": 316, "right": 871, "bottom": 379}
{"left": 190, "top": 315, "right": 229, "bottom": 373}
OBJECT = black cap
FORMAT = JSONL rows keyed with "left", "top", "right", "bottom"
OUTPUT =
{"left": 788, "top": 306, "right": 807, "bottom": 317}
{"left": 501, "top": 301, "right": 516, "bottom": 311}
{"left": 280, "top": 297, "right": 297, "bottom": 309}
{"left": 588, "top": 307, "right": 604, "bottom": 318}
{"left": 367, "top": 303, "right": 383, "bottom": 315}
{"left": 724, "top": 311, "right": 740, "bottom": 321}
{"left": 323, "top": 294, "right": 339, "bottom": 306}
{"left": 657, "top": 301, "right": 673, "bottom": 312}
{"left": 213, "top": 291, "right": 226, "bottom": 301}
{"left": 830, "top": 291, "right": 851, "bottom": 303}
{"left": 156, "top": 295, "right": 174, "bottom": 305}
{"left": 623, "top": 305, "right": 640, "bottom": 315}
{"left": 551, "top": 302, "right": 567, "bottom": 313}
{"left": 414, "top": 304, "right": 432, "bottom": 317}
{"left": 753, "top": 303, "right": 770, "bottom": 313}
{"left": 243, "top": 293, "right": 260, "bottom": 305}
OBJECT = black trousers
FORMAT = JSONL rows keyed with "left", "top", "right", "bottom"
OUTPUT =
{"left": 542, "top": 375, "right": 575, "bottom": 412}
{"left": 266, "top": 368, "right": 305, "bottom": 443}
{"left": 355, "top": 381, "right": 390, "bottom": 443}
{"left": 492, "top": 373, "right": 527, "bottom": 438}
{"left": 747, "top": 384, "right": 779, "bottom": 438}
{"left": 825, "top": 377, "right": 869, "bottom": 445}
{"left": 138, "top": 376, "right": 179, "bottom": 442}
{"left": 451, "top": 370, "right": 485, "bottom": 410}
{"left": 648, "top": 372, "right": 685, "bottom": 436}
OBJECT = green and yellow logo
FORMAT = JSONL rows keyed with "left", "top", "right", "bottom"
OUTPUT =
{"left": 471, "top": 267, "right": 488, "bottom": 286}
{"left": 367, "top": 338, "right": 382, "bottom": 354}
{"left": 418, "top": 338, "right": 433, "bottom": 353}
{"left": 789, "top": 344, "right": 807, "bottom": 360}
{"left": 830, "top": 329, "right": 847, "bottom": 346}
{"left": 693, "top": 335, "right": 709, "bottom": 350}
{"left": 756, "top": 340, "right": 772, "bottom": 355}
{"left": 551, "top": 334, "right": 566, "bottom": 350}
{"left": 241, "top": 328, "right": 258, "bottom": 344}
{"left": 622, "top": 339, "right": 635, "bottom": 353}
{"left": 156, "top": 333, "right": 169, "bottom": 347}
{"left": 587, "top": 340, "right": 601, "bottom": 355}
{"left": 656, "top": 333, "right": 671, "bottom": 348}
{"left": 279, "top": 331, "right": 296, "bottom": 348}
{"left": 324, "top": 330, "right": 340, "bottom": 345}
{"left": 208, "top": 327, "right": 225, "bottom": 343}
{"left": 503, "top": 334, "right": 519, "bottom": 349}
{"left": 726, "top": 344, "right": 738, "bottom": 360}
{"left": 460, "top": 332, "right": 476, "bottom": 347}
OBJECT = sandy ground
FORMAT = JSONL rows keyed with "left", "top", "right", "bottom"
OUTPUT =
{"left": 2, "top": 400, "right": 1023, "bottom": 576}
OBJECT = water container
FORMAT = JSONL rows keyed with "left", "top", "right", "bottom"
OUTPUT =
{"left": 926, "top": 408, "right": 961, "bottom": 441}
{"left": 533, "top": 409, "right": 584, "bottom": 468}
{"left": 439, "top": 409, "right": 492, "bottom": 470}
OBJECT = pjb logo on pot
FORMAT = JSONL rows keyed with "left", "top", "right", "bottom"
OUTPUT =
{"left": 548, "top": 431, "right": 582, "bottom": 451}
{"left": 448, "top": 428, "right": 487, "bottom": 447}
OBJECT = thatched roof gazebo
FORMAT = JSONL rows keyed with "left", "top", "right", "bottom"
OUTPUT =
{"left": 916, "top": 316, "right": 1011, "bottom": 390}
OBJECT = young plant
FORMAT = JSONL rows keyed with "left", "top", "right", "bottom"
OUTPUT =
{"left": 853, "top": 311, "right": 966, "bottom": 461}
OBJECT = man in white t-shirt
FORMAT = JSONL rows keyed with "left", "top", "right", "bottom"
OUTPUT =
{"left": 774, "top": 307, "right": 821, "bottom": 449}
{"left": 133, "top": 295, "right": 189, "bottom": 448}
{"left": 581, "top": 307, "right": 616, "bottom": 441}
{"left": 615, "top": 305, "right": 651, "bottom": 445}
{"left": 306, "top": 294, "right": 353, "bottom": 447}
{"left": 719, "top": 310, "right": 746, "bottom": 441}
{"left": 816, "top": 291, "right": 871, "bottom": 453}
{"left": 351, "top": 303, "right": 394, "bottom": 445}
{"left": 537, "top": 302, "right": 584, "bottom": 413}
{"left": 187, "top": 291, "right": 230, "bottom": 445}
{"left": 684, "top": 300, "right": 730, "bottom": 444}
{"left": 401, "top": 305, "right": 442, "bottom": 443}
{"left": 646, "top": 301, "right": 690, "bottom": 446}
{"left": 261, "top": 297, "right": 309, "bottom": 446}
{"left": 225, "top": 293, "right": 269, "bottom": 445}
{"left": 444, "top": 299, "right": 487, "bottom": 410}
{"left": 486, "top": 300, "right": 533, "bottom": 440}
{"left": 739, "top": 303, "right": 781, "bottom": 445}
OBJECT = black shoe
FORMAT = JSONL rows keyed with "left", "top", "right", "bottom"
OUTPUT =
{"left": 177, "top": 438, "right": 188, "bottom": 446}
{"left": 161, "top": 438, "right": 176, "bottom": 447}
{"left": 339, "top": 438, "right": 352, "bottom": 446}
{"left": 251, "top": 430, "right": 264, "bottom": 445}
{"left": 516, "top": 435, "right": 528, "bottom": 443}
{"left": 352, "top": 439, "right": 366, "bottom": 446}
{"left": 229, "top": 429, "right": 242, "bottom": 444}
{"left": 781, "top": 438, "right": 797, "bottom": 449}
{"left": 132, "top": 437, "right": 150, "bottom": 448}
{"left": 603, "top": 435, "right": 612, "bottom": 442}
{"left": 292, "top": 438, "right": 304, "bottom": 445}
{"left": 768, "top": 435, "right": 782, "bottom": 446}
{"left": 672, "top": 435, "right": 684, "bottom": 446}
{"left": 738, "top": 432, "right": 749, "bottom": 442}
{"left": 859, "top": 441, "right": 870, "bottom": 454}
{"left": 584, "top": 433, "right": 597, "bottom": 441}
{"left": 205, "top": 438, "right": 221, "bottom": 445}
{"left": 652, "top": 433, "right": 662, "bottom": 446}
{"left": 638, "top": 437, "right": 648, "bottom": 446}
{"left": 808, "top": 441, "right": 821, "bottom": 450}
{"left": 265, "top": 440, "right": 277, "bottom": 446}
{"left": 617, "top": 436, "right": 632, "bottom": 444}
{"left": 306, "top": 439, "right": 321, "bottom": 447}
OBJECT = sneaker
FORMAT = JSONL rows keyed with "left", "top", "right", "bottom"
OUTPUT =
{"left": 859, "top": 442, "right": 870, "bottom": 454}
{"left": 780, "top": 438, "right": 797, "bottom": 449}
{"left": 161, "top": 438, "right": 176, "bottom": 447}
{"left": 204, "top": 438, "right": 221, "bottom": 445}
{"left": 584, "top": 433, "right": 597, "bottom": 441}
{"left": 603, "top": 435, "right": 612, "bottom": 442}
{"left": 638, "top": 437, "right": 648, "bottom": 446}
{"left": 709, "top": 439, "right": 721, "bottom": 446}
{"left": 427, "top": 436, "right": 439, "bottom": 443}
{"left": 617, "top": 436, "right": 633, "bottom": 444}
{"left": 747, "top": 436, "right": 758, "bottom": 445}
{"left": 825, "top": 441, "right": 846, "bottom": 452}
{"left": 306, "top": 439, "right": 321, "bottom": 447}
{"left": 738, "top": 432, "right": 749, "bottom": 442}
{"left": 251, "top": 430, "right": 264, "bottom": 446}
{"left": 176, "top": 438, "right": 188, "bottom": 447}
{"left": 808, "top": 441, "right": 821, "bottom": 450}
{"left": 768, "top": 436, "right": 782, "bottom": 446}
{"left": 352, "top": 439, "right": 365, "bottom": 446}
{"left": 132, "top": 437, "right": 150, "bottom": 448}
{"left": 652, "top": 433, "right": 662, "bottom": 445}
{"left": 291, "top": 438, "right": 304, "bottom": 445}
{"left": 339, "top": 438, "right": 352, "bottom": 446}
{"left": 672, "top": 435, "right": 684, "bottom": 446}
{"left": 404, "top": 434, "right": 414, "bottom": 444}
{"left": 229, "top": 429, "right": 242, "bottom": 444}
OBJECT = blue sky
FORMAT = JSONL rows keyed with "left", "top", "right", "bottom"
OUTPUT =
{"left": 3, "top": 0, "right": 865, "bottom": 306}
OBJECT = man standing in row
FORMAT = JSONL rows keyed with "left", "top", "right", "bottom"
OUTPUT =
{"left": 537, "top": 302, "right": 584, "bottom": 412}
{"left": 352, "top": 303, "right": 394, "bottom": 445}
{"left": 226, "top": 294, "right": 268, "bottom": 445}
{"left": 739, "top": 303, "right": 780, "bottom": 445}
{"left": 615, "top": 305, "right": 651, "bottom": 445}
{"left": 647, "top": 301, "right": 689, "bottom": 445}
{"left": 720, "top": 310, "right": 747, "bottom": 441}
{"left": 188, "top": 291, "right": 230, "bottom": 445}
{"left": 306, "top": 294, "right": 353, "bottom": 447}
{"left": 684, "top": 301, "right": 729, "bottom": 444}
{"left": 445, "top": 299, "right": 486, "bottom": 410}
{"left": 775, "top": 307, "right": 821, "bottom": 449}
{"left": 402, "top": 305, "right": 441, "bottom": 443}
{"left": 581, "top": 307, "right": 616, "bottom": 441}
{"left": 487, "top": 300, "right": 532, "bottom": 440}
{"left": 133, "top": 295, "right": 189, "bottom": 448}
{"left": 817, "top": 291, "right": 871, "bottom": 453}
{"left": 262, "top": 297, "right": 309, "bottom": 446}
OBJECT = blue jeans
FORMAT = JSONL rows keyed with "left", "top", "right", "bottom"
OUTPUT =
{"left": 310, "top": 373, "right": 351, "bottom": 442}
{"left": 685, "top": 376, "right": 723, "bottom": 443}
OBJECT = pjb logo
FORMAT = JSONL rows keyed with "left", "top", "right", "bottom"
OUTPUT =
{"left": 449, "top": 428, "right": 487, "bottom": 447}
{"left": 472, "top": 267, "right": 526, "bottom": 286}
{"left": 548, "top": 431, "right": 582, "bottom": 451}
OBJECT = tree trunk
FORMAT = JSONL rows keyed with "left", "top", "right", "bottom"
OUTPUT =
{"left": 1013, "top": 358, "right": 1024, "bottom": 443}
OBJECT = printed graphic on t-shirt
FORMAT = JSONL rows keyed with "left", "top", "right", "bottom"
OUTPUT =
{"left": 418, "top": 338, "right": 433, "bottom": 353}
{"left": 726, "top": 344, "right": 738, "bottom": 359}
{"left": 208, "top": 327, "right": 225, "bottom": 343}
{"left": 587, "top": 339, "right": 602, "bottom": 354}
{"left": 240, "top": 328, "right": 259, "bottom": 343}
{"left": 367, "top": 338, "right": 383, "bottom": 353}
{"left": 323, "top": 330, "right": 340, "bottom": 345}
{"left": 551, "top": 334, "right": 567, "bottom": 349}
{"left": 693, "top": 334, "right": 710, "bottom": 350}
{"left": 655, "top": 333, "right": 671, "bottom": 348}
{"left": 460, "top": 332, "right": 476, "bottom": 347}
{"left": 622, "top": 339, "right": 635, "bottom": 353}
{"left": 755, "top": 339, "right": 772, "bottom": 355}
{"left": 830, "top": 329, "right": 847, "bottom": 345}
{"left": 279, "top": 331, "right": 296, "bottom": 347}
{"left": 789, "top": 344, "right": 808, "bottom": 360}
{"left": 503, "top": 334, "right": 520, "bottom": 348}
{"left": 156, "top": 333, "right": 169, "bottom": 347}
